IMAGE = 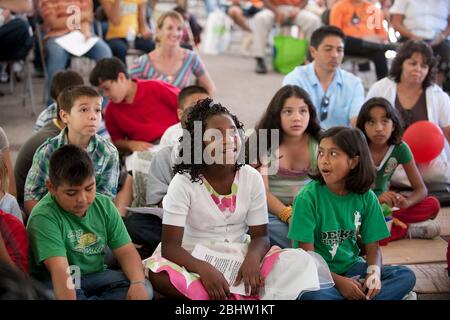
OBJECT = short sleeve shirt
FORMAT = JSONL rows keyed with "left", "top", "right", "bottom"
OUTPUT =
{"left": 288, "top": 180, "right": 389, "bottom": 274}
{"left": 27, "top": 193, "right": 131, "bottom": 280}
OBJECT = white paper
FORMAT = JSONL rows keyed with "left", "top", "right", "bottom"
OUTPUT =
{"left": 191, "top": 244, "right": 248, "bottom": 296}
{"left": 125, "top": 206, "right": 163, "bottom": 219}
{"left": 54, "top": 31, "right": 99, "bottom": 57}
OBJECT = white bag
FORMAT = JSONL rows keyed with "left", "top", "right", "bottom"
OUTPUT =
{"left": 200, "top": 10, "right": 232, "bottom": 55}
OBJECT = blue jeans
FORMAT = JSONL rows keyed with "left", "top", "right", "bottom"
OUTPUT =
{"left": 268, "top": 213, "right": 292, "bottom": 248}
{"left": 45, "top": 35, "right": 112, "bottom": 104}
{"left": 46, "top": 269, "right": 153, "bottom": 300}
{"left": 107, "top": 37, "right": 155, "bottom": 64}
{"left": 299, "top": 262, "right": 416, "bottom": 300}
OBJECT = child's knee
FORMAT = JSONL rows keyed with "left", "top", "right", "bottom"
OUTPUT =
{"left": 395, "top": 266, "right": 416, "bottom": 291}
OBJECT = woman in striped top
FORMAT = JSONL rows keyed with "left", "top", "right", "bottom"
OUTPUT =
{"left": 251, "top": 85, "right": 322, "bottom": 248}
{"left": 128, "top": 10, "right": 215, "bottom": 95}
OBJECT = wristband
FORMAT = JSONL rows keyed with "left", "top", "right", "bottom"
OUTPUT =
{"left": 130, "top": 280, "right": 147, "bottom": 286}
{"left": 278, "top": 206, "right": 292, "bottom": 223}
{"left": 366, "top": 265, "right": 381, "bottom": 276}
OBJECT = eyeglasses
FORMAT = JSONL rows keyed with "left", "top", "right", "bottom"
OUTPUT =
{"left": 320, "top": 96, "right": 330, "bottom": 121}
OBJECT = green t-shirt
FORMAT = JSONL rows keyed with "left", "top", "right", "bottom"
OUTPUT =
{"left": 372, "top": 142, "right": 413, "bottom": 196}
{"left": 27, "top": 193, "right": 131, "bottom": 280}
{"left": 288, "top": 180, "right": 389, "bottom": 275}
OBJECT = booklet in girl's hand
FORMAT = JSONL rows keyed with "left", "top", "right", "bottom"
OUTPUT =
{"left": 191, "top": 244, "right": 248, "bottom": 296}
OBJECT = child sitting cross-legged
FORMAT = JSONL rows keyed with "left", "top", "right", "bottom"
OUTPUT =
{"left": 27, "top": 144, "right": 153, "bottom": 300}
{"left": 145, "top": 99, "right": 333, "bottom": 300}
{"left": 289, "top": 127, "right": 416, "bottom": 300}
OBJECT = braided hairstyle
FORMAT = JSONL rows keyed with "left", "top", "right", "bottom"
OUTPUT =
{"left": 173, "top": 98, "right": 245, "bottom": 183}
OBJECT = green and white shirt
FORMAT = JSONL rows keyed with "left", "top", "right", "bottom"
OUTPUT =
{"left": 288, "top": 180, "right": 389, "bottom": 274}
{"left": 372, "top": 142, "right": 413, "bottom": 196}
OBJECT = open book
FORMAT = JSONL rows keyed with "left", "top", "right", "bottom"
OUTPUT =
{"left": 55, "top": 31, "right": 99, "bottom": 57}
{"left": 191, "top": 244, "right": 248, "bottom": 296}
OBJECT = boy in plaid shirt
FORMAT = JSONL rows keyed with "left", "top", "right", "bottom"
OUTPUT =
{"left": 24, "top": 86, "right": 119, "bottom": 215}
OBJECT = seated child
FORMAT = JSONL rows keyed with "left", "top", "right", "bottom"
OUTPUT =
{"left": 16, "top": 71, "right": 82, "bottom": 208}
{"left": 159, "top": 85, "right": 209, "bottom": 148}
{"left": 0, "top": 155, "right": 22, "bottom": 223}
{"left": 356, "top": 98, "right": 441, "bottom": 243}
{"left": 0, "top": 210, "right": 28, "bottom": 273}
{"left": 289, "top": 127, "right": 416, "bottom": 300}
{"left": 27, "top": 145, "right": 152, "bottom": 300}
{"left": 145, "top": 99, "right": 333, "bottom": 300}
{"left": 253, "top": 85, "right": 321, "bottom": 248}
{"left": 24, "top": 86, "right": 120, "bottom": 216}
{"left": 89, "top": 57, "right": 180, "bottom": 153}
{"left": 34, "top": 70, "right": 110, "bottom": 140}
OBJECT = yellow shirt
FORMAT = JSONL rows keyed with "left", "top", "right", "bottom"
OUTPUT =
{"left": 104, "top": 0, "right": 144, "bottom": 40}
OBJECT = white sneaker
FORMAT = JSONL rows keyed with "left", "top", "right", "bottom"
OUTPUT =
{"left": 407, "top": 219, "right": 441, "bottom": 239}
{"left": 402, "top": 291, "right": 417, "bottom": 300}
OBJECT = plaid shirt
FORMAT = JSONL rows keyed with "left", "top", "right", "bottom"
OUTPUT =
{"left": 34, "top": 102, "right": 111, "bottom": 140}
{"left": 24, "top": 128, "right": 119, "bottom": 201}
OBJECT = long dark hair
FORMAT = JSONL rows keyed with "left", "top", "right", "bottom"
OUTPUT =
{"left": 173, "top": 98, "right": 245, "bottom": 183}
{"left": 310, "top": 127, "right": 376, "bottom": 194}
{"left": 248, "top": 85, "right": 321, "bottom": 164}
{"left": 356, "top": 97, "right": 404, "bottom": 145}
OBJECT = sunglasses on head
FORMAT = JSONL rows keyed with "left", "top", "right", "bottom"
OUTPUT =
{"left": 320, "top": 95, "right": 330, "bottom": 121}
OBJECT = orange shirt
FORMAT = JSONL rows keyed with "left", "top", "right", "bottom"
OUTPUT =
{"left": 330, "top": 0, "right": 387, "bottom": 40}
{"left": 38, "top": 0, "right": 93, "bottom": 38}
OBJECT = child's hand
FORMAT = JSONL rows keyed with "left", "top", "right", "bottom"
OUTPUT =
{"left": 393, "top": 194, "right": 409, "bottom": 208}
{"left": 378, "top": 191, "right": 398, "bottom": 207}
{"left": 234, "top": 254, "right": 264, "bottom": 296}
{"left": 198, "top": 262, "right": 230, "bottom": 300}
{"left": 362, "top": 275, "right": 381, "bottom": 300}
{"left": 126, "top": 281, "right": 150, "bottom": 300}
{"left": 336, "top": 277, "right": 366, "bottom": 300}
{"left": 129, "top": 141, "right": 153, "bottom": 152}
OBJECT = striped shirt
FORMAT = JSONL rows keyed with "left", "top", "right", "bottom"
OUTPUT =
{"left": 268, "top": 138, "right": 318, "bottom": 205}
{"left": 24, "top": 128, "right": 119, "bottom": 201}
{"left": 38, "top": 0, "right": 93, "bottom": 38}
{"left": 34, "top": 102, "right": 111, "bottom": 140}
{"left": 128, "top": 49, "right": 206, "bottom": 89}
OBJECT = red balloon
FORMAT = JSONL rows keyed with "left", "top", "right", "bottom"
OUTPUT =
{"left": 403, "top": 121, "right": 445, "bottom": 164}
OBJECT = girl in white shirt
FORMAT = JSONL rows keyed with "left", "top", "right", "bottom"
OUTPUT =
{"left": 145, "top": 98, "right": 333, "bottom": 300}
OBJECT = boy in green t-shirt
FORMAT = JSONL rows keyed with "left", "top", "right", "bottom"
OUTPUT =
{"left": 27, "top": 145, "right": 152, "bottom": 300}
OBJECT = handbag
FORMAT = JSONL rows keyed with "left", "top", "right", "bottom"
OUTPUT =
{"left": 273, "top": 24, "right": 309, "bottom": 74}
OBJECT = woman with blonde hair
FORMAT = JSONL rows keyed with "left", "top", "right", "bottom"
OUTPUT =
{"left": 128, "top": 10, "right": 215, "bottom": 95}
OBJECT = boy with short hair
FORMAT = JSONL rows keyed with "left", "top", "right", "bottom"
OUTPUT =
{"left": 16, "top": 71, "right": 84, "bottom": 208}
{"left": 159, "top": 85, "right": 209, "bottom": 148}
{"left": 27, "top": 144, "right": 152, "bottom": 300}
{"left": 24, "top": 86, "right": 120, "bottom": 215}
{"left": 89, "top": 57, "right": 180, "bottom": 153}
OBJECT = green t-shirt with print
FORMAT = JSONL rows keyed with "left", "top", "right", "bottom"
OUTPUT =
{"left": 288, "top": 180, "right": 389, "bottom": 275}
{"left": 27, "top": 193, "right": 131, "bottom": 281}
{"left": 373, "top": 142, "right": 413, "bottom": 196}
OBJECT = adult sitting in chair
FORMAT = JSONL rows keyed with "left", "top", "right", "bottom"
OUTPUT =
{"left": 282, "top": 25, "right": 365, "bottom": 129}
{"left": 37, "top": 0, "right": 112, "bottom": 104}
{"left": 330, "top": 0, "right": 398, "bottom": 80}
{"left": 0, "top": 0, "right": 33, "bottom": 63}
{"left": 390, "top": 0, "right": 450, "bottom": 89}
{"left": 99, "top": 0, "right": 155, "bottom": 65}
